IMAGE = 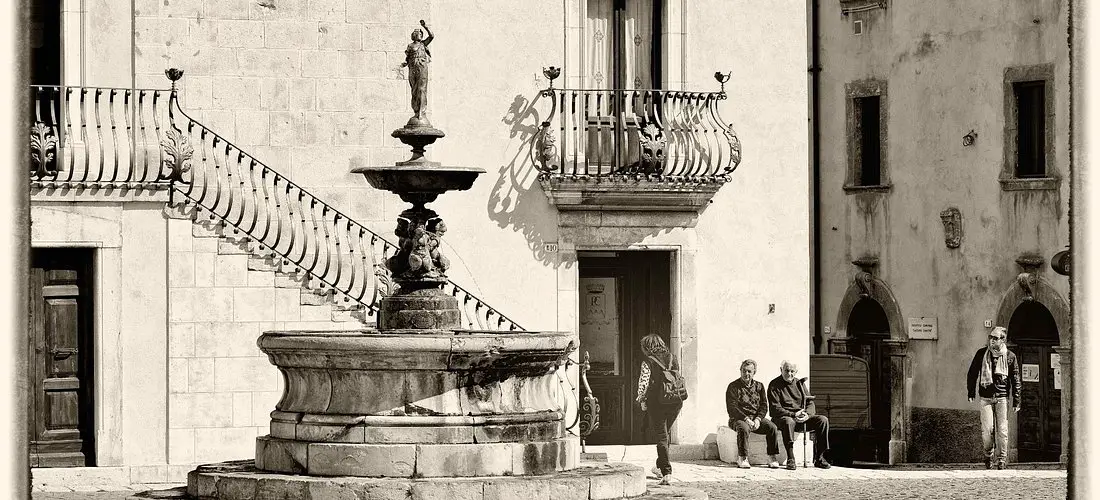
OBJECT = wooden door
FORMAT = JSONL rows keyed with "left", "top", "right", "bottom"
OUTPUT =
{"left": 1014, "top": 342, "right": 1060, "bottom": 462}
{"left": 846, "top": 298, "right": 891, "bottom": 462}
{"left": 29, "top": 249, "right": 95, "bottom": 467}
{"left": 578, "top": 251, "right": 671, "bottom": 445}
{"left": 1008, "top": 301, "right": 1061, "bottom": 462}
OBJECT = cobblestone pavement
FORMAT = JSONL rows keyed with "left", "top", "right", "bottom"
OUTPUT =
{"left": 31, "top": 460, "right": 1067, "bottom": 499}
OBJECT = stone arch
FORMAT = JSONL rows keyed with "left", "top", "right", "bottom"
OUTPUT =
{"left": 833, "top": 272, "right": 906, "bottom": 342}
{"left": 993, "top": 272, "right": 1071, "bottom": 463}
{"left": 994, "top": 274, "right": 1071, "bottom": 346}
{"left": 829, "top": 271, "right": 910, "bottom": 464}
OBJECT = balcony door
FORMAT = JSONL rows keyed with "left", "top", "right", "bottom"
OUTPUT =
{"left": 578, "top": 251, "right": 671, "bottom": 445}
{"left": 583, "top": 0, "right": 662, "bottom": 173}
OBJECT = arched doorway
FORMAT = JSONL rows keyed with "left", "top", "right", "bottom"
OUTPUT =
{"left": 1007, "top": 301, "right": 1061, "bottom": 462}
{"left": 846, "top": 298, "right": 891, "bottom": 462}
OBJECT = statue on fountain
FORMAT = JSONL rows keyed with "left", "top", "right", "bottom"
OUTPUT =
{"left": 402, "top": 20, "right": 434, "bottom": 128}
{"left": 392, "top": 20, "right": 445, "bottom": 165}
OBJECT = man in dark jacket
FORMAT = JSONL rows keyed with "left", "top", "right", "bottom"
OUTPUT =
{"left": 768, "top": 360, "right": 831, "bottom": 470}
{"left": 725, "top": 359, "right": 780, "bottom": 469}
{"left": 967, "top": 326, "right": 1021, "bottom": 470}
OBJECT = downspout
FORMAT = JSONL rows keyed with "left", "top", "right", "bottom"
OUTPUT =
{"left": 809, "top": 0, "right": 822, "bottom": 353}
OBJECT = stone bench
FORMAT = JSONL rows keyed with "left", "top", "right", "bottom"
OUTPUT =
{"left": 716, "top": 425, "right": 808, "bottom": 466}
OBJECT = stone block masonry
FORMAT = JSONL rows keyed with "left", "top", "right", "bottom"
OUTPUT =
{"left": 164, "top": 211, "right": 371, "bottom": 474}
{"left": 134, "top": 0, "right": 428, "bottom": 227}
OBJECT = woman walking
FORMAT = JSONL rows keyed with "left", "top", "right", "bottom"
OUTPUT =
{"left": 635, "top": 334, "right": 684, "bottom": 485}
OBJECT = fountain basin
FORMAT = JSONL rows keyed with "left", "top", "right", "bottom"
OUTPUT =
{"left": 351, "top": 164, "right": 485, "bottom": 197}
{"left": 255, "top": 330, "right": 577, "bottom": 478}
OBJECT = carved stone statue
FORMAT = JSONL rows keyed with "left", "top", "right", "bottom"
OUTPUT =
{"left": 939, "top": 207, "right": 962, "bottom": 248}
{"left": 402, "top": 20, "right": 434, "bottom": 127}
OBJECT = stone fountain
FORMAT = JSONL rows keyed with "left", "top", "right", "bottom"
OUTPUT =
{"left": 184, "top": 22, "right": 700, "bottom": 500}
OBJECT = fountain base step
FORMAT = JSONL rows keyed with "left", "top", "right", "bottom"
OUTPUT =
{"left": 187, "top": 460, "right": 706, "bottom": 500}
{"left": 257, "top": 435, "right": 578, "bottom": 477}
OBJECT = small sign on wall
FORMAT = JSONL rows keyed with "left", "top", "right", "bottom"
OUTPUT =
{"left": 1021, "top": 364, "right": 1040, "bottom": 383}
{"left": 1052, "top": 354, "right": 1061, "bottom": 390}
{"left": 907, "top": 317, "right": 938, "bottom": 340}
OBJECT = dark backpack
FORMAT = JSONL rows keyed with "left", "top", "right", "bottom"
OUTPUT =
{"left": 647, "top": 355, "right": 688, "bottom": 404}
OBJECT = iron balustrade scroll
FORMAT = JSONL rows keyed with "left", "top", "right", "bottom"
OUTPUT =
{"left": 535, "top": 86, "right": 742, "bottom": 181}
{"left": 159, "top": 79, "right": 524, "bottom": 331}
{"left": 29, "top": 85, "right": 173, "bottom": 188}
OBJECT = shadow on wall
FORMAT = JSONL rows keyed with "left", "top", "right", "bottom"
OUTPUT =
{"left": 487, "top": 93, "right": 560, "bottom": 268}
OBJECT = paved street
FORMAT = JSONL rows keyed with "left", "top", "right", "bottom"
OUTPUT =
{"left": 31, "top": 459, "right": 1067, "bottom": 500}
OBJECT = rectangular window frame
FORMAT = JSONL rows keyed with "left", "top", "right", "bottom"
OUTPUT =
{"left": 843, "top": 79, "right": 890, "bottom": 194}
{"left": 1002, "top": 64, "right": 1057, "bottom": 191}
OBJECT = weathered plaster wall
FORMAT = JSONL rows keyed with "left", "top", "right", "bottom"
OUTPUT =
{"left": 816, "top": 0, "right": 1070, "bottom": 461}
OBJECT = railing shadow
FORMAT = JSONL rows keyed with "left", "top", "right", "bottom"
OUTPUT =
{"left": 486, "top": 93, "right": 562, "bottom": 268}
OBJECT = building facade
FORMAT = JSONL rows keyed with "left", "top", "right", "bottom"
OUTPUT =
{"left": 27, "top": 0, "right": 810, "bottom": 482}
{"left": 814, "top": 0, "right": 1072, "bottom": 464}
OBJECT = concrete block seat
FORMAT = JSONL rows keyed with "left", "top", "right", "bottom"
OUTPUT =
{"left": 716, "top": 425, "right": 808, "bottom": 466}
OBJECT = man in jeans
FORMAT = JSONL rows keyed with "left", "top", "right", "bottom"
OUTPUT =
{"left": 967, "top": 326, "right": 1021, "bottom": 470}
{"left": 725, "top": 359, "right": 781, "bottom": 468}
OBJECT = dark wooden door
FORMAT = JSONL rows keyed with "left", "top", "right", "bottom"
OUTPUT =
{"left": 1008, "top": 301, "right": 1061, "bottom": 462}
{"left": 1014, "top": 342, "right": 1060, "bottom": 462}
{"left": 29, "top": 249, "right": 95, "bottom": 467}
{"left": 847, "top": 333, "right": 890, "bottom": 462}
{"left": 578, "top": 251, "right": 671, "bottom": 445}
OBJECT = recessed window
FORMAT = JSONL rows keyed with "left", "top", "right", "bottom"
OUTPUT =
{"left": 844, "top": 80, "right": 888, "bottom": 192}
{"left": 1001, "top": 64, "right": 1055, "bottom": 191}
{"left": 856, "top": 96, "right": 881, "bottom": 186}
{"left": 1014, "top": 81, "right": 1046, "bottom": 178}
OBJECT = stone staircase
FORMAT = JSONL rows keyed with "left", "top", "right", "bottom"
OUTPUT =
{"left": 170, "top": 202, "right": 375, "bottom": 330}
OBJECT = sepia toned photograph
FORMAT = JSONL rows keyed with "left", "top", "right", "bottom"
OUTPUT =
{"left": 0, "top": 0, "right": 1095, "bottom": 498}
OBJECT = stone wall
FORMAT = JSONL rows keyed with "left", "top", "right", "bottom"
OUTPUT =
{"left": 164, "top": 205, "right": 370, "bottom": 469}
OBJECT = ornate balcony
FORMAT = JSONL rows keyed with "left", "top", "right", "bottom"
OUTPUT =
{"left": 29, "top": 85, "right": 173, "bottom": 191}
{"left": 535, "top": 72, "right": 742, "bottom": 213}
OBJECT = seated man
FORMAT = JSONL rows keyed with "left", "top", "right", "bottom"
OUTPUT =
{"left": 767, "top": 360, "right": 831, "bottom": 470}
{"left": 725, "top": 359, "right": 781, "bottom": 468}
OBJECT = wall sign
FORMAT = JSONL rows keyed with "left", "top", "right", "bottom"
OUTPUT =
{"left": 907, "top": 317, "right": 938, "bottom": 340}
{"left": 1052, "top": 353, "right": 1061, "bottom": 390}
{"left": 1021, "top": 364, "right": 1040, "bottom": 383}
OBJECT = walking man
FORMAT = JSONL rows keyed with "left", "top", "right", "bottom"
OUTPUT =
{"left": 768, "top": 360, "right": 831, "bottom": 470}
{"left": 967, "top": 326, "right": 1021, "bottom": 470}
{"left": 726, "top": 359, "right": 781, "bottom": 468}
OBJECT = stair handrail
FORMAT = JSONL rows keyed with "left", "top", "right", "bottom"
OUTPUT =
{"left": 161, "top": 71, "right": 524, "bottom": 331}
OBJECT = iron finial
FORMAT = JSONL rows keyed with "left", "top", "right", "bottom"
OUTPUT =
{"left": 165, "top": 68, "right": 185, "bottom": 91}
{"left": 714, "top": 71, "right": 731, "bottom": 97}
{"left": 542, "top": 66, "right": 561, "bottom": 96}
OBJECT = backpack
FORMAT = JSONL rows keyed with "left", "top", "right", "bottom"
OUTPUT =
{"left": 647, "top": 355, "right": 688, "bottom": 405}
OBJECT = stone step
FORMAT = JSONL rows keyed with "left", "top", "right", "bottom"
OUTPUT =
{"left": 300, "top": 289, "right": 330, "bottom": 306}
{"left": 247, "top": 256, "right": 278, "bottom": 272}
{"left": 217, "top": 238, "right": 250, "bottom": 255}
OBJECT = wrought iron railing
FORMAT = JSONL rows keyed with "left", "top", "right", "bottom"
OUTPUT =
{"left": 28, "top": 77, "right": 524, "bottom": 331}
{"left": 535, "top": 78, "right": 741, "bottom": 180}
{"left": 29, "top": 85, "right": 172, "bottom": 188}
{"left": 161, "top": 78, "right": 523, "bottom": 330}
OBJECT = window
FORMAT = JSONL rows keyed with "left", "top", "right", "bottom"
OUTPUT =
{"left": 585, "top": 0, "right": 661, "bottom": 90}
{"left": 856, "top": 96, "right": 881, "bottom": 186}
{"left": 1001, "top": 64, "right": 1055, "bottom": 190}
{"left": 844, "top": 80, "right": 888, "bottom": 192}
{"left": 1014, "top": 81, "right": 1046, "bottom": 178}
{"left": 30, "top": 0, "right": 62, "bottom": 86}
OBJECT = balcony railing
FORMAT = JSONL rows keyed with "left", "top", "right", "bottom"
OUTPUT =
{"left": 536, "top": 87, "right": 741, "bottom": 181}
{"left": 29, "top": 85, "right": 172, "bottom": 189}
{"left": 28, "top": 77, "right": 524, "bottom": 331}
